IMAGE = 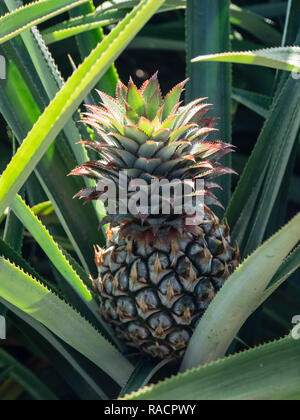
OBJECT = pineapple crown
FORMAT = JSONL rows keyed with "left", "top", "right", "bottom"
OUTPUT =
{"left": 71, "top": 74, "right": 235, "bottom": 234}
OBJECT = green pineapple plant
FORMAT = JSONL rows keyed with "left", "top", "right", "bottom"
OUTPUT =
{"left": 0, "top": 0, "right": 299, "bottom": 401}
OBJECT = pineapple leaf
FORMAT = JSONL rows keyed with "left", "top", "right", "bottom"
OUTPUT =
{"left": 142, "top": 72, "right": 160, "bottom": 102}
{"left": 162, "top": 79, "right": 187, "bottom": 121}
{"left": 145, "top": 88, "right": 162, "bottom": 121}
{"left": 192, "top": 46, "right": 300, "bottom": 73}
{"left": 230, "top": 4, "right": 281, "bottom": 46}
{"left": 138, "top": 117, "right": 155, "bottom": 136}
{"left": 0, "top": 257, "right": 134, "bottom": 386}
{"left": 0, "top": 348, "right": 58, "bottom": 400}
{"left": 124, "top": 336, "right": 300, "bottom": 400}
{"left": 10, "top": 194, "right": 122, "bottom": 350}
{"left": 0, "top": 0, "right": 167, "bottom": 216}
{"left": 127, "top": 79, "right": 146, "bottom": 117}
{"left": 257, "top": 245, "right": 300, "bottom": 309}
{"left": 0, "top": 0, "right": 89, "bottom": 44}
{"left": 119, "top": 359, "right": 169, "bottom": 398}
{"left": 41, "top": 1, "right": 279, "bottom": 47}
{"left": 227, "top": 65, "right": 300, "bottom": 255}
{"left": 2, "top": 299, "right": 109, "bottom": 400}
{"left": 180, "top": 212, "right": 300, "bottom": 371}
{"left": 187, "top": 0, "right": 232, "bottom": 214}
{"left": 68, "top": 0, "right": 119, "bottom": 97}
{"left": 0, "top": 234, "right": 61, "bottom": 297}
{"left": 124, "top": 126, "right": 149, "bottom": 144}
{"left": 232, "top": 88, "right": 271, "bottom": 119}
{"left": 0, "top": 0, "right": 106, "bottom": 272}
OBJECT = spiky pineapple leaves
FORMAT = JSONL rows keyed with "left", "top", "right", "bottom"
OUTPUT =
{"left": 0, "top": 0, "right": 89, "bottom": 44}
{"left": 41, "top": 0, "right": 279, "bottom": 47}
{"left": 180, "top": 212, "right": 300, "bottom": 371}
{"left": 10, "top": 194, "right": 122, "bottom": 351}
{"left": 0, "top": 0, "right": 105, "bottom": 273}
{"left": 192, "top": 47, "right": 300, "bottom": 73}
{"left": 186, "top": 0, "right": 232, "bottom": 215}
{"left": 0, "top": 257, "right": 133, "bottom": 387}
{"left": 0, "top": 0, "right": 166, "bottom": 216}
{"left": 2, "top": 298, "right": 109, "bottom": 400}
{"left": 227, "top": 66, "right": 300, "bottom": 255}
{"left": 124, "top": 336, "right": 300, "bottom": 400}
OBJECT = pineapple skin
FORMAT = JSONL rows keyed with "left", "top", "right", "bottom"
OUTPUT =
{"left": 94, "top": 209, "right": 239, "bottom": 360}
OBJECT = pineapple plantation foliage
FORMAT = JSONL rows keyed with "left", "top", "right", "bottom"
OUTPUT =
{"left": 0, "top": 0, "right": 299, "bottom": 401}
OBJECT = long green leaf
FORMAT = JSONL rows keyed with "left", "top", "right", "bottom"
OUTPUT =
{"left": 180, "top": 212, "right": 300, "bottom": 371}
{"left": 232, "top": 88, "right": 271, "bottom": 118}
{"left": 0, "top": 0, "right": 89, "bottom": 44}
{"left": 0, "top": 0, "right": 166, "bottom": 216}
{"left": 125, "top": 336, "right": 300, "bottom": 400}
{"left": 68, "top": 0, "right": 119, "bottom": 97}
{"left": 42, "top": 1, "right": 279, "bottom": 48}
{"left": 0, "top": 348, "right": 58, "bottom": 400}
{"left": 3, "top": 301, "right": 109, "bottom": 400}
{"left": 257, "top": 246, "right": 300, "bottom": 308}
{"left": 0, "top": 234, "right": 61, "bottom": 296}
{"left": 186, "top": 0, "right": 232, "bottom": 214}
{"left": 119, "top": 359, "right": 168, "bottom": 398}
{"left": 0, "top": 0, "right": 106, "bottom": 272}
{"left": 226, "top": 67, "right": 300, "bottom": 253}
{"left": 11, "top": 194, "right": 92, "bottom": 304}
{"left": 246, "top": 3, "right": 286, "bottom": 18}
{"left": 0, "top": 257, "right": 133, "bottom": 386}
{"left": 230, "top": 4, "right": 281, "bottom": 46}
{"left": 192, "top": 47, "right": 300, "bottom": 73}
{"left": 10, "top": 194, "right": 122, "bottom": 350}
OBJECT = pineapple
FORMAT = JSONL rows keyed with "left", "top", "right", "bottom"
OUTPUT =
{"left": 71, "top": 74, "right": 240, "bottom": 359}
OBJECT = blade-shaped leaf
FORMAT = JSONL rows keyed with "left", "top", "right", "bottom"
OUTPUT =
{"left": 186, "top": 0, "right": 232, "bottom": 214}
{"left": 226, "top": 66, "right": 300, "bottom": 253}
{"left": 0, "top": 0, "right": 89, "bottom": 44}
{"left": 119, "top": 359, "right": 168, "bottom": 398}
{"left": 10, "top": 194, "right": 123, "bottom": 350}
{"left": 180, "top": 212, "right": 300, "bottom": 371}
{"left": 257, "top": 246, "right": 300, "bottom": 309}
{"left": 192, "top": 47, "right": 300, "bottom": 73}
{"left": 68, "top": 0, "right": 119, "bottom": 97}
{"left": 0, "top": 0, "right": 167, "bottom": 216}
{"left": 0, "top": 257, "right": 133, "bottom": 386}
{"left": 3, "top": 300, "right": 109, "bottom": 400}
{"left": 232, "top": 88, "right": 271, "bottom": 118}
{"left": 0, "top": 1, "right": 106, "bottom": 273}
{"left": 230, "top": 4, "right": 281, "bottom": 46}
{"left": 124, "top": 336, "right": 300, "bottom": 400}
{"left": 0, "top": 348, "right": 58, "bottom": 400}
{"left": 42, "top": 1, "right": 277, "bottom": 48}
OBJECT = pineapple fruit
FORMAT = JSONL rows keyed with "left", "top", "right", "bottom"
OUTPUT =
{"left": 71, "top": 74, "right": 240, "bottom": 359}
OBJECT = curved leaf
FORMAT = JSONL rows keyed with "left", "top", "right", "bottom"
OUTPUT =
{"left": 0, "top": 0, "right": 89, "bottom": 44}
{"left": 124, "top": 336, "right": 300, "bottom": 400}
{"left": 0, "top": 257, "right": 133, "bottom": 386}
{"left": 192, "top": 46, "right": 300, "bottom": 73}
{"left": 180, "top": 212, "right": 300, "bottom": 371}
{"left": 0, "top": 348, "right": 58, "bottom": 400}
{"left": 0, "top": 0, "right": 167, "bottom": 216}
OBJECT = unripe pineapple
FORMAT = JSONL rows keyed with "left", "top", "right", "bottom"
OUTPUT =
{"left": 71, "top": 74, "right": 240, "bottom": 359}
